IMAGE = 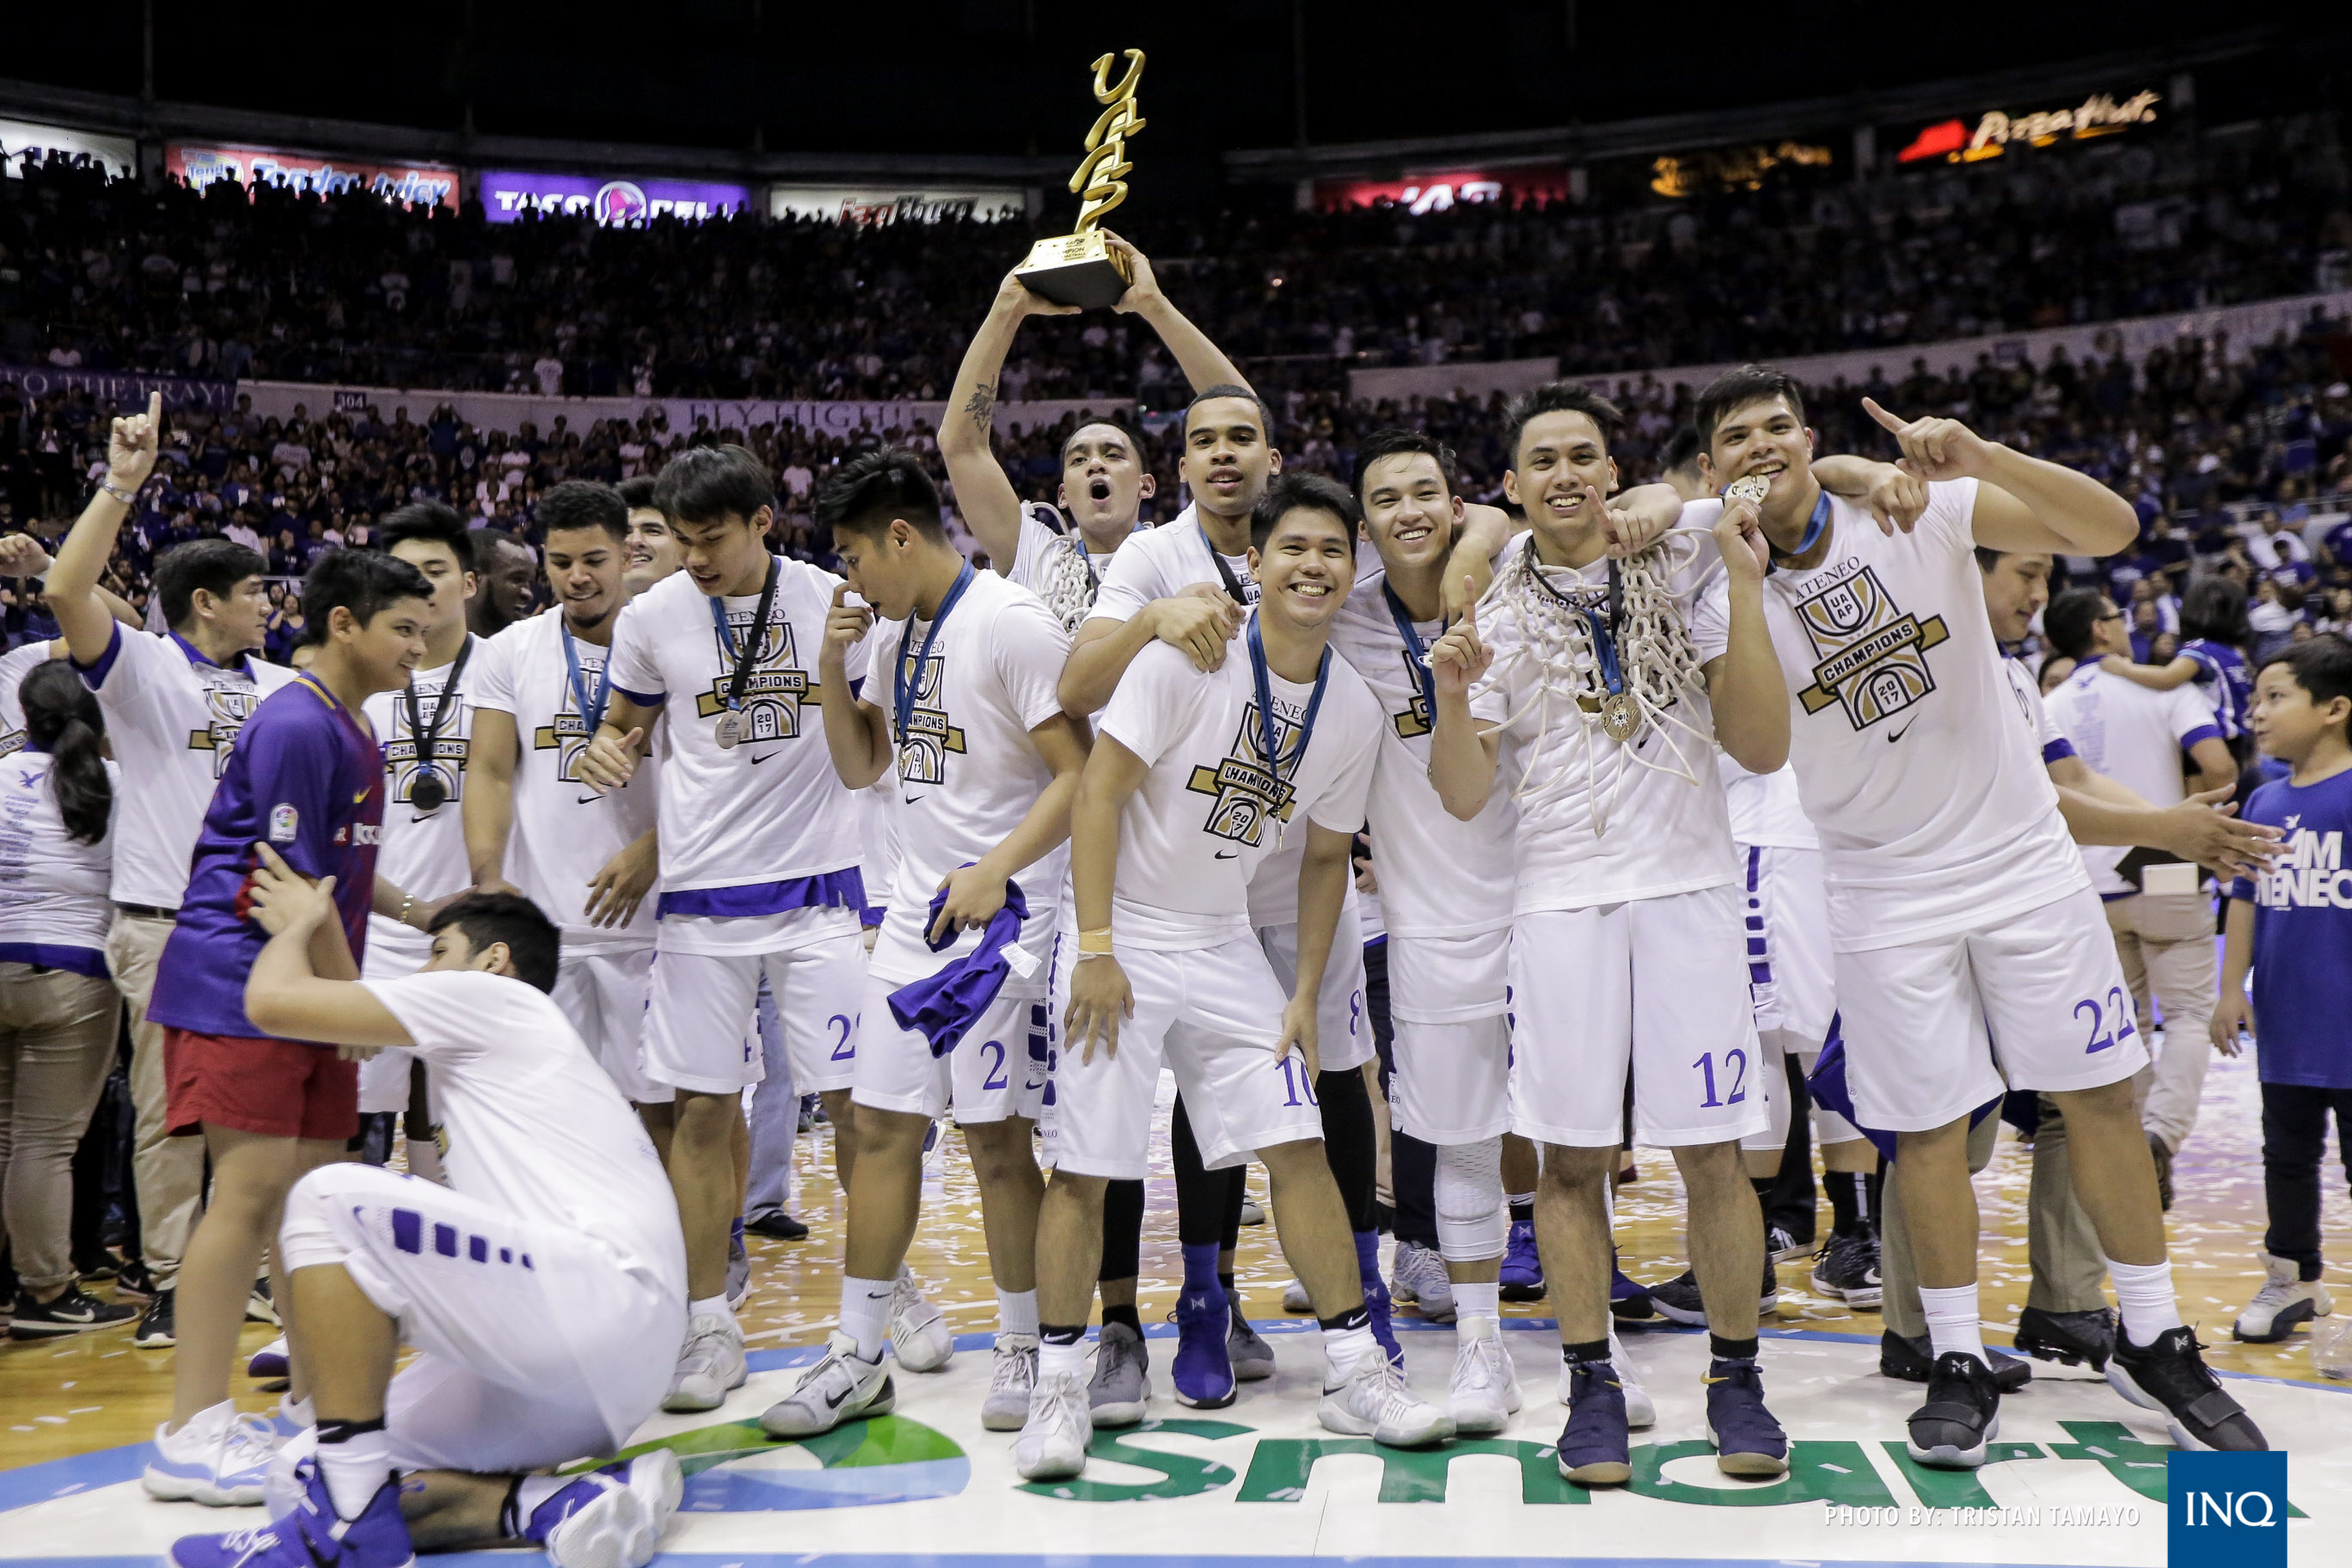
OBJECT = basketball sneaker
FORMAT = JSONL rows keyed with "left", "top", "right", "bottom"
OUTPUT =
{"left": 1647, "top": 1259, "right": 1779, "bottom": 1327}
{"left": 2013, "top": 1306, "right": 2114, "bottom": 1369}
{"left": 1446, "top": 1317, "right": 1521, "bottom": 1436}
{"left": 1498, "top": 1220, "right": 1544, "bottom": 1301}
{"left": 1808, "top": 1229, "right": 1883, "bottom": 1308}
{"left": 1281, "top": 1277, "right": 1313, "bottom": 1313}
{"left": 1171, "top": 1282, "right": 1235, "bottom": 1408}
{"left": 536, "top": 1450, "right": 684, "bottom": 1568}
{"left": 144, "top": 1399, "right": 282, "bottom": 1505}
{"left": 760, "top": 1331, "right": 895, "bottom": 1437}
{"left": 725, "top": 1234, "right": 750, "bottom": 1312}
{"left": 2107, "top": 1326, "right": 2267, "bottom": 1450}
{"left": 9, "top": 1284, "right": 135, "bottom": 1338}
{"left": 1390, "top": 1240, "right": 1456, "bottom": 1323}
{"left": 247, "top": 1338, "right": 291, "bottom": 1380}
{"left": 1906, "top": 1351, "right": 2000, "bottom": 1468}
{"left": 1608, "top": 1251, "right": 1655, "bottom": 1323}
{"left": 888, "top": 1271, "right": 953, "bottom": 1372}
{"left": 1013, "top": 1370, "right": 1092, "bottom": 1481}
{"left": 1879, "top": 1330, "right": 2031, "bottom": 1391}
{"left": 168, "top": 1457, "right": 411, "bottom": 1568}
{"left": 1227, "top": 1306, "right": 1275, "bottom": 1383}
{"left": 1318, "top": 1351, "right": 1454, "bottom": 1447}
{"left": 1612, "top": 1330, "right": 1655, "bottom": 1429}
{"left": 1702, "top": 1358, "right": 1788, "bottom": 1477}
{"left": 1088, "top": 1320, "right": 1150, "bottom": 1427}
{"left": 1765, "top": 1225, "right": 1808, "bottom": 1265}
{"left": 661, "top": 1308, "right": 746, "bottom": 1413}
{"left": 2233, "top": 1254, "right": 2334, "bottom": 1344}
{"left": 982, "top": 1332, "right": 1039, "bottom": 1431}
{"left": 1555, "top": 1359, "right": 1631, "bottom": 1485}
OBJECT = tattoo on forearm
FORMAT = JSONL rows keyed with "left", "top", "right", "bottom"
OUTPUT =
{"left": 963, "top": 380, "right": 998, "bottom": 436}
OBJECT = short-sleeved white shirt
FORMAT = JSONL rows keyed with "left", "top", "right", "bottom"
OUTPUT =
{"left": 862, "top": 569, "right": 1070, "bottom": 991}
{"left": 605, "top": 559, "right": 867, "bottom": 892}
{"left": 1097, "top": 630, "right": 1381, "bottom": 951}
{"left": 75, "top": 623, "right": 297, "bottom": 909}
{"left": 1006, "top": 501, "right": 1134, "bottom": 635}
{"left": 1083, "top": 504, "right": 1254, "bottom": 639}
{"left": 2000, "top": 656, "right": 2075, "bottom": 763}
{"left": 1468, "top": 533, "right": 1737, "bottom": 915}
{"left": 0, "top": 751, "right": 116, "bottom": 962}
{"left": 1756, "top": 480, "right": 2087, "bottom": 949}
{"left": 362, "top": 638, "right": 483, "bottom": 975}
{"left": 2046, "top": 655, "right": 2220, "bottom": 895}
{"left": 469, "top": 614, "right": 661, "bottom": 948}
{"left": 1719, "top": 757, "right": 1818, "bottom": 850}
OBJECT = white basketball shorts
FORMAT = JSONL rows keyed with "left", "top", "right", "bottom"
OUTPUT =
{"left": 644, "top": 910, "right": 866, "bottom": 1095}
{"left": 1255, "top": 903, "right": 1373, "bottom": 1073}
{"left": 553, "top": 945, "right": 668, "bottom": 1106}
{"left": 1385, "top": 928, "right": 1509, "bottom": 1145}
{"left": 851, "top": 970, "right": 1049, "bottom": 1124}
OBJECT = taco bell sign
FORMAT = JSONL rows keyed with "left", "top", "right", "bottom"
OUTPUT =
{"left": 480, "top": 170, "right": 750, "bottom": 225}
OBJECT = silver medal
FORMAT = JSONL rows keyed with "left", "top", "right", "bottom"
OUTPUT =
{"left": 1601, "top": 690, "right": 1642, "bottom": 744}
{"left": 714, "top": 712, "right": 744, "bottom": 750}
{"left": 1725, "top": 474, "right": 1772, "bottom": 505}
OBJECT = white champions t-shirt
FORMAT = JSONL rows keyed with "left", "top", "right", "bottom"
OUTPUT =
{"left": 1719, "top": 757, "right": 1819, "bottom": 851}
{"left": 362, "top": 638, "right": 482, "bottom": 977}
{"left": 863, "top": 569, "right": 1070, "bottom": 992}
{"left": 1083, "top": 503, "right": 1255, "bottom": 643}
{"left": 1329, "top": 565, "right": 1516, "bottom": 939}
{"left": 469, "top": 615, "right": 662, "bottom": 949}
{"left": 1755, "top": 480, "right": 2086, "bottom": 949}
{"left": 0, "top": 640, "right": 52, "bottom": 759}
{"left": 606, "top": 559, "right": 868, "bottom": 893}
{"left": 1097, "top": 630, "right": 1380, "bottom": 951}
{"left": 76, "top": 623, "right": 297, "bottom": 910}
{"left": 2001, "top": 656, "right": 2076, "bottom": 765}
{"left": 1468, "top": 533, "right": 1737, "bottom": 915}
{"left": 2045, "top": 656, "right": 2219, "bottom": 895}
{"left": 1007, "top": 501, "right": 1127, "bottom": 635}
{"left": 0, "top": 751, "right": 116, "bottom": 961}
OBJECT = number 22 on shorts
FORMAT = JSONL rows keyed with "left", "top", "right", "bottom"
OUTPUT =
{"left": 2075, "top": 987, "right": 2138, "bottom": 1053}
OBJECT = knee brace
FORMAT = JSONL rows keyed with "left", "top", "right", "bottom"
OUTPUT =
{"left": 1434, "top": 1136, "right": 1507, "bottom": 1262}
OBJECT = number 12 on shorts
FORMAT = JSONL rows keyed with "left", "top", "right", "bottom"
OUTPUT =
{"left": 1694, "top": 1048, "right": 1749, "bottom": 1109}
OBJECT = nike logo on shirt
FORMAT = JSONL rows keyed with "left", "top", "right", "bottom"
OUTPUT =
{"left": 749, "top": 750, "right": 780, "bottom": 764}
{"left": 1215, "top": 849, "right": 1239, "bottom": 860}
{"left": 1886, "top": 720, "right": 1916, "bottom": 744}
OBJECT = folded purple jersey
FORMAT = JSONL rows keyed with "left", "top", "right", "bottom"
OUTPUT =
{"left": 886, "top": 874, "right": 1031, "bottom": 1059}
{"left": 1807, "top": 1037, "right": 2000, "bottom": 1166}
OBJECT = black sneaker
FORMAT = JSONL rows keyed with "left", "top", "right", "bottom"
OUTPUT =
{"left": 1809, "top": 1230, "right": 1883, "bottom": 1309}
{"left": 1648, "top": 1265, "right": 1779, "bottom": 1328}
{"left": 74, "top": 1248, "right": 121, "bottom": 1283}
{"left": 1556, "top": 1360, "right": 1632, "bottom": 1485}
{"left": 113, "top": 1258, "right": 157, "bottom": 1302}
{"left": 2014, "top": 1305, "right": 2114, "bottom": 1370}
{"left": 11, "top": 1286, "right": 137, "bottom": 1338}
{"left": 134, "top": 1288, "right": 175, "bottom": 1348}
{"left": 2107, "top": 1325, "right": 2266, "bottom": 1450}
{"left": 1879, "top": 1330, "right": 2031, "bottom": 1392}
{"left": 1907, "top": 1351, "right": 2001, "bottom": 1468}
{"left": 744, "top": 1211, "right": 810, "bottom": 1241}
{"left": 1765, "top": 1225, "right": 1807, "bottom": 1265}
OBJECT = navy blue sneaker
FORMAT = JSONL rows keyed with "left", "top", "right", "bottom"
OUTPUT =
{"left": 1554, "top": 1360, "right": 1630, "bottom": 1485}
{"left": 1363, "top": 1275, "right": 1403, "bottom": 1369}
{"left": 1498, "top": 1220, "right": 1544, "bottom": 1302}
{"left": 1703, "top": 1358, "right": 1789, "bottom": 1476}
{"left": 169, "top": 1457, "right": 412, "bottom": 1568}
{"left": 1609, "top": 1248, "right": 1656, "bottom": 1323}
{"left": 1171, "top": 1283, "right": 1236, "bottom": 1409}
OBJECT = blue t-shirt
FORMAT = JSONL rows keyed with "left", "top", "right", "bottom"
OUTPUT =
{"left": 2180, "top": 639, "right": 2251, "bottom": 742}
{"left": 149, "top": 677, "right": 385, "bottom": 1041}
{"left": 2228, "top": 766, "right": 2352, "bottom": 1089}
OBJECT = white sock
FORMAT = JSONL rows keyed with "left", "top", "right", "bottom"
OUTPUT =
{"left": 2108, "top": 1258, "right": 2186, "bottom": 1346}
{"left": 995, "top": 1288, "right": 1039, "bottom": 1339}
{"left": 1454, "top": 1281, "right": 1501, "bottom": 1326}
{"left": 1918, "top": 1283, "right": 1986, "bottom": 1365}
{"left": 1322, "top": 1322, "right": 1378, "bottom": 1379}
{"left": 315, "top": 1428, "right": 390, "bottom": 1521}
{"left": 840, "top": 1274, "right": 895, "bottom": 1362}
{"left": 688, "top": 1294, "right": 735, "bottom": 1328}
{"left": 1038, "top": 1337, "right": 1088, "bottom": 1381}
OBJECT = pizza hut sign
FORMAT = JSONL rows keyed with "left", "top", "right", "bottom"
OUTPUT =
{"left": 1897, "top": 89, "right": 2159, "bottom": 165}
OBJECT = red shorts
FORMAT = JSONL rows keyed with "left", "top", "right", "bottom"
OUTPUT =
{"left": 164, "top": 1028, "right": 360, "bottom": 1142}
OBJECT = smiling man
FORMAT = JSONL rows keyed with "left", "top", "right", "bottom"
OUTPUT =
{"left": 618, "top": 476, "right": 683, "bottom": 597}
{"left": 469, "top": 528, "right": 539, "bottom": 638}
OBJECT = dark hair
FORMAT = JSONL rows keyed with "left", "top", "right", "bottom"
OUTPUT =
{"left": 1060, "top": 416, "right": 1150, "bottom": 469}
{"left": 616, "top": 475, "right": 659, "bottom": 511}
{"left": 1659, "top": 424, "right": 1703, "bottom": 479}
{"left": 1351, "top": 428, "right": 1457, "bottom": 499}
{"left": 536, "top": 481, "right": 628, "bottom": 544}
{"left": 2043, "top": 587, "right": 2111, "bottom": 659}
{"left": 2261, "top": 632, "right": 2352, "bottom": 719}
{"left": 155, "top": 539, "right": 266, "bottom": 629}
{"left": 378, "top": 500, "right": 475, "bottom": 573}
{"left": 652, "top": 444, "right": 775, "bottom": 526}
{"left": 1503, "top": 383, "right": 1623, "bottom": 466}
{"left": 426, "top": 891, "right": 560, "bottom": 995}
{"left": 302, "top": 548, "right": 433, "bottom": 636}
{"left": 2180, "top": 576, "right": 2251, "bottom": 646}
{"left": 20, "top": 660, "right": 110, "bottom": 844}
{"left": 1692, "top": 364, "right": 1809, "bottom": 450}
{"left": 1184, "top": 383, "right": 1276, "bottom": 442}
{"left": 814, "top": 448, "right": 945, "bottom": 542}
{"left": 1251, "top": 471, "right": 1361, "bottom": 554}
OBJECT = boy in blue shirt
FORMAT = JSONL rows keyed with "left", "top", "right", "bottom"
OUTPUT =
{"left": 2215, "top": 633, "right": 2352, "bottom": 1342}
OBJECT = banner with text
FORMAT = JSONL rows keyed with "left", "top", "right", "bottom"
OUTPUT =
{"left": 164, "top": 143, "right": 459, "bottom": 210}
{"left": 0, "top": 363, "right": 240, "bottom": 414}
{"left": 0, "top": 118, "right": 134, "bottom": 179}
{"left": 479, "top": 171, "right": 750, "bottom": 225}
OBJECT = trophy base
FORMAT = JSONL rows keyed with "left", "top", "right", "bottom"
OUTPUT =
{"left": 1014, "top": 231, "right": 1134, "bottom": 310}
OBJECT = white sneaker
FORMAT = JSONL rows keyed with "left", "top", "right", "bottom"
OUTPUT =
{"left": 1014, "top": 1370, "right": 1092, "bottom": 1481}
{"left": 760, "top": 1331, "right": 894, "bottom": 1437}
{"left": 1283, "top": 1278, "right": 1313, "bottom": 1314}
{"left": 982, "top": 1332, "right": 1039, "bottom": 1431}
{"left": 1448, "top": 1319, "right": 1522, "bottom": 1436}
{"left": 143, "top": 1399, "right": 279, "bottom": 1505}
{"left": 890, "top": 1271, "right": 953, "bottom": 1371}
{"left": 542, "top": 1449, "right": 684, "bottom": 1568}
{"left": 1391, "top": 1241, "right": 1457, "bottom": 1323}
{"left": 662, "top": 1309, "right": 747, "bottom": 1412}
{"left": 2234, "top": 1253, "right": 2335, "bottom": 1344}
{"left": 1565, "top": 1332, "right": 1654, "bottom": 1430}
{"left": 1319, "top": 1351, "right": 1455, "bottom": 1448}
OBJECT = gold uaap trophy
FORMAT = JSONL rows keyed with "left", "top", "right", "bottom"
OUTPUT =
{"left": 1014, "top": 50, "right": 1146, "bottom": 309}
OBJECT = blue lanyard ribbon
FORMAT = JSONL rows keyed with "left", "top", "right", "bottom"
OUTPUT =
{"left": 895, "top": 562, "right": 976, "bottom": 743}
{"left": 1381, "top": 583, "right": 1439, "bottom": 721}
{"left": 1761, "top": 489, "right": 1834, "bottom": 572}
{"left": 1246, "top": 611, "right": 1331, "bottom": 781}
{"left": 560, "top": 617, "right": 612, "bottom": 734}
{"left": 1523, "top": 537, "right": 1625, "bottom": 696}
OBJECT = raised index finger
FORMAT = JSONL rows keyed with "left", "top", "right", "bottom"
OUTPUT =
{"left": 1860, "top": 397, "right": 1908, "bottom": 435}
{"left": 147, "top": 390, "right": 162, "bottom": 429}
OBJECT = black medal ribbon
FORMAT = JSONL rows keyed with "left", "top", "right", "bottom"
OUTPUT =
{"left": 1199, "top": 518, "right": 1256, "bottom": 605}
{"left": 708, "top": 555, "right": 783, "bottom": 747}
{"left": 401, "top": 637, "right": 472, "bottom": 812}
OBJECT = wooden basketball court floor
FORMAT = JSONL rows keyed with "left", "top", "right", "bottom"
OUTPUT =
{"left": 3, "top": 1049, "right": 2344, "bottom": 1567}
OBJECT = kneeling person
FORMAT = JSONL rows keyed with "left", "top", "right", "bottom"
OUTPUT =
{"left": 170, "top": 872, "right": 688, "bottom": 1568}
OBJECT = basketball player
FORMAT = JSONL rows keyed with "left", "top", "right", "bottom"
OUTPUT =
{"left": 356, "top": 504, "right": 485, "bottom": 1179}
{"left": 1020, "top": 474, "right": 1452, "bottom": 1482}
{"left": 761, "top": 452, "right": 1087, "bottom": 1437}
{"left": 464, "top": 481, "right": 669, "bottom": 1118}
{"left": 166, "top": 873, "right": 683, "bottom": 1568}
{"left": 576, "top": 445, "right": 908, "bottom": 1414}
{"left": 1692, "top": 364, "right": 2265, "bottom": 1461}
{"left": 141, "top": 549, "right": 434, "bottom": 1506}
{"left": 1427, "top": 383, "right": 1791, "bottom": 1485}
{"left": 618, "top": 476, "right": 683, "bottom": 596}
{"left": 469, "top": 529, "right": 538, "bottom": 639}
{"left": 45, "top": 394, "right": 291, "bottom": 1349}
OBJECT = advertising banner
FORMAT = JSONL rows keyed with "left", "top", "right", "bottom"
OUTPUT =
{"left": 769, "top": 185, "right": 1025, "bottom": 225}
{"left": 0, "top": 118, "right": 134, "bottom": 178}
{"left": 1314, "top": 165, "right": 1568, "bottom": 214}
{"left": 480, "top": 171, "right": 750, "bottom": 225}
{"left": 163, "top": 144, "right": 458, "bottom": 209}
{"left": 1896, "top": 89, "right": 2162, "bottom": 165}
